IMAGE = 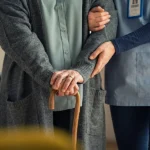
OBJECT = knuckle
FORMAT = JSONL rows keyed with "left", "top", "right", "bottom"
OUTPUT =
{"left": 74, "top": 78, "right": 78, "bottom": 83}
{"left": 99, "top": 13, "right": 103, "bottom": 17}
{"left": 57, "top": 75, "right": 62, "bottom": 79}
{"left": 99, "top": 22, "right": 102, "bottom": 26}
{"left": 65, "top": 80, "right": 71, "bottom": 84}
{"left": 54, "top": 72, "right": 58, "bottom": 75}
{"left": 88, "top": 14, "right": 93, "bottom": 19}
{"left": 93, "top": 28, "right": 96, "bottom": 32}
{"left": 100, "top": 17, "right": 105, "bottom": 21}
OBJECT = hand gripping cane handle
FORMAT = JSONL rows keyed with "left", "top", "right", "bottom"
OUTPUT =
{"left": 49, "top": 89, "right": 80, "bottom": 150}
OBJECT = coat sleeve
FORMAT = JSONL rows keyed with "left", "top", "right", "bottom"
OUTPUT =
{"left": 72, "top": 0, "right": 118, "bottom": 83}
{"left": 0, "top": 0, "right": 54, "bottom": 89}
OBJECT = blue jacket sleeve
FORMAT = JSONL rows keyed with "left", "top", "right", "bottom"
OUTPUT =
{"left": 112, "top": 23, "right": 150, "bottom": 54}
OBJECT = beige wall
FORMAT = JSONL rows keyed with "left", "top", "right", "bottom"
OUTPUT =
{"left": 0, "top": 48, "right": 4, "bottom": 72}
{"left": 0, "top": 48, "right": 115, "bottom": 142}
{"left": 105, "top": 104, "right": 116, "bottom": 142}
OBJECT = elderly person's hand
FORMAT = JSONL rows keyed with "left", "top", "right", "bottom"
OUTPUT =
{"left": 88, "top": 6, "right": 111, "bottom": 32}
{"left": 55, "top": 83, "right": 79, "bottom": 96}
{"left": 89, "top": 41, "right": 115, "bottom": 78}
{"left": 50, "top": 70, "right": 83, "bottom": 96}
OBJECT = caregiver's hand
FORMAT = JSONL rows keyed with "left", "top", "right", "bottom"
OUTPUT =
{"left": 88, "top": 6, "right": 111, "bottom": 32}
{"left": 89, "top": 41, "right": 115, "bottom": 78}
{"left": 50, "top": 70, "right": 83, "bottom": 95}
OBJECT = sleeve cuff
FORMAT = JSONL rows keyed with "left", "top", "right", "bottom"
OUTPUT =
{"left": 111, "top": 39, "right": 121, "bottom": 55}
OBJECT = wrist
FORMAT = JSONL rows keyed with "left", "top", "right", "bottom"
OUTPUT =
{"left": 111, "top": 40, "right": 120, "bottom": 55}
{"left": 74, "top": 70, "right": 84, "bottom": 83}
{"left": 109, "top": 41, "right": 116, "bottom": 53}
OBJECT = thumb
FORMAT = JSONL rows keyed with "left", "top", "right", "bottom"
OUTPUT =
{"left": 89, "top": 47, "right": 103, "bottom": 60}
{"left": 90, "top": 6, "right": 104, "bottom": 13}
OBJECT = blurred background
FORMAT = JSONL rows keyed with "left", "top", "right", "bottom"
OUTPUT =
{"left": 0, "top": 48, "right": 117, "bottom": 149}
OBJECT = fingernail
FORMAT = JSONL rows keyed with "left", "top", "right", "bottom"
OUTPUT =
{"left": 90, "top": 56, "right": 93, "bottom": 59}
{"left": 91, "top": 74, "right": 95, "bottom": 78}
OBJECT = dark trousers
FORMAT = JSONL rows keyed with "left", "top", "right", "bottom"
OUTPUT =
{"left": 111, "top": 106, "right": 150, "bottom": 150}
{"left": 53, "top": 109, "right": 71, "bottom": 133}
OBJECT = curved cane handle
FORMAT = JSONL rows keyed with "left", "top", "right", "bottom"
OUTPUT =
{"left": 49, "top": 89, "right": 80, "bottom": 150}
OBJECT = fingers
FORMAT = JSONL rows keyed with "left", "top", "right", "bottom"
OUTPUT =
{"left": 52, "top": 71, "right": 69, "bottom": 90}
{"left": 66, "top": 78, "right": 78, "bottom": 94}
{"left": 91, "top": 25, "right": 105, "bottom": 32}
{"left": 61, "top": 75, "right": 75, "bottom": 93}
{"left": 50, "top": 70, "right": 65, "bottom": 85}
{"left": 61, "top": 72, "right": 83, "bottom": 93}
{"left": 99, "top": 19, "right": 110, "bottom": 26}
{"left": 90, "top": 42, "right": 115, "bottom": 77}
{"left": 88, "top": 11, "right": 110, "bottom": 32}
{"left": 58, "top": 84, "right": 79, "bottom": 96}
{"left": 90, "top": 18, "right": 110, "bottom": 32}
{"left": 51, "top": 70, "right": 83, "bottom": 96}
{"left": 89, "top": 11, "right": 110, "bottom": 21}
{"left": 90, "top": 6, "right": 104, "bottom": 13}
{"left": 66, "top": 84, "right": 79, "bottom": 96}
{"left": 91, "top": 55, "right": 104, "bottom": 78}
{"left": 57, "top": 90, "right": 65, "bottom": 97}
{"left": 95, "top": 11, "right": 110, "bottom": 18}
{"left": 90, "top": 46, "right": 104, "bottom": 60}
{"left": 96, "top": 16, "right": 111, "bottom": 24}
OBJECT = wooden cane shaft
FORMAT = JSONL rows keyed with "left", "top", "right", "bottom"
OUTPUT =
{"left": 72, "top": 93, "right": 80, "bottom": 150}
{"left": 49, "top": 90, "right": 80, "bottom": 150}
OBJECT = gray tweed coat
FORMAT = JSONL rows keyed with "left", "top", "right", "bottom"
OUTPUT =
{"left": 0, "top": 0, "right": 117, "bottom": 149}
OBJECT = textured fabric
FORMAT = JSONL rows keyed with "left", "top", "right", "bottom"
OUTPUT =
{"left": 39, "top": 0, "right": 83, "bottom": 111}
{"left": 112, "top": 22, "right": 150, "bottom": 54}
{"left": 106, "top": 0, "right": 150, "bottom": 106}
{"left": 111, "top": 106, "right": 150, "bottom": 150}
{"left": 0, "top": 0, "right": 117, "bottom": 149}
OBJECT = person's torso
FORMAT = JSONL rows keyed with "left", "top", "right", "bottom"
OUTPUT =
{"left": 106, "top": 0, "right": 150, "bottom": 106}
{"left": 40, "top": 0, "right": 83, "bottom": 70}
{"left": 39, "top": 0, "right": 83, "bottom": 111}
{"left": 115, "top": 0, "right": 150, "bottom": 36}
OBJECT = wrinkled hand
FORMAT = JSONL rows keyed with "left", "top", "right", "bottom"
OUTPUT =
{"left": 50, "top": 70, "right": 83, "bottom": 96}
{"left": 89, "top": 41, "right": 115, "bottom": 77}
{"left": 56, "top": 84, "right": 79, "bottom": 96}
{"left": 88, "top": 6, "right": 111, "bottom": 32}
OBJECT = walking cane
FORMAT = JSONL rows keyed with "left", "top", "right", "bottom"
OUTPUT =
{"left": 49, "top": 89, "right": 81, "bottom": 150}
